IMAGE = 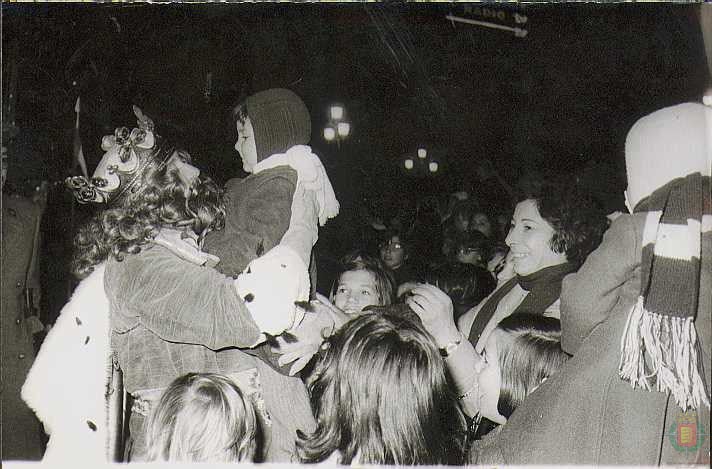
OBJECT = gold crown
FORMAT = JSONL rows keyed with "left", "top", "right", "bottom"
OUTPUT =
{"left": 65, "top": 106, "right": 174, "bottom": 205}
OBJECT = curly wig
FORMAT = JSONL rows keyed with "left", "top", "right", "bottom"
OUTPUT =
{"left": 71, "top": 150, "right": 225, "bottom": 278}
{"left": 519, "top": 182, "right": 608, "bottom": 267}
{"left": 297, "top": 313, "right": 466, "bottom": 465}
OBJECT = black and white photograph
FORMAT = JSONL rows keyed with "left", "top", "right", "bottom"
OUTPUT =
{"left": 2, "top": 2, "right": 710, "bottom": 467}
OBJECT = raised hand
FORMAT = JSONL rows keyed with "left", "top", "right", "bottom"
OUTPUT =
{"left": 273, "top": 298, "right": 343, "bottom": 376}
{"left": 406, "top": 283, "right": 461, "bottom": 348}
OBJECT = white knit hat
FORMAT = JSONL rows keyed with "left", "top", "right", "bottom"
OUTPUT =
{"left": 625, "top": 102, "right": 712, "bottom": 211}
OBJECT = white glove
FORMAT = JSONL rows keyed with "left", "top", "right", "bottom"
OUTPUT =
{"left": 235, "top": 245, "right": 309, "bottom": 342}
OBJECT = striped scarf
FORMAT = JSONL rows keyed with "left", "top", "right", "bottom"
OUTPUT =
{"left": 619, "top": 173, "right": 711, "bottom": 410}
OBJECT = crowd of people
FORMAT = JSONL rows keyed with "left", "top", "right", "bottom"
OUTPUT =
{"left": 7, "top": 86, "right": 711, "bottom": 466}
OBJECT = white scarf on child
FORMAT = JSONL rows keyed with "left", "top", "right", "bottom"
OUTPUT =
{"left": 253, "top": 145, "right": 339, "bottom": 226}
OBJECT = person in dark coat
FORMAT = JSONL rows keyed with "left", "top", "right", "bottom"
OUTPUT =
{"left": 471, "top": 102, "right": 711, "bottom": 465}
{"left": 1, "top": 145, "right": 44, "bottom": 461}
{"left": 203, "top": 88, "right": 339, "bottom": 461}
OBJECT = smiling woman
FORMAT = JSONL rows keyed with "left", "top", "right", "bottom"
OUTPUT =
{"left": 405, "top": 181, "right": 607, "bottom": 432}
{"left": 461, "top": 182, "right": 609, "bottom": 349}
{"left": 505, "top": 199, "right": 567, "bottom": 276}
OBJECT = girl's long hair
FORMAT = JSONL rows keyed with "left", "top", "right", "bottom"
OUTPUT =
{"left": 71, "top": 150, "right": 225, "bottom": 278}
{"left": 495, "top": 314, "right": 568, "bottom": 418}
{"left": 297, "top": 313, "right": 466, "bottom": 465}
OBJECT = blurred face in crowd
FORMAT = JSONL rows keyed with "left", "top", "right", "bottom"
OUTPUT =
{"left": 471, "top": 212, "right": 493, "bottom": 238}
{"left": 477, "top": 330, "right": 505, "bottom": 423}
{"left": 453, "top": 213, "right": 470, "bottom": 232}
{"left": 235, "top": 117, "right": 258, "bottom": 173}
{"left": 456, "top": 246, "right": 484, "bottom": 266}
{"left": 505, "top": 199, "right": 567, "bottom": 276}
{"left": 332, "top": 270, "right": 379, "bottom": 315}
{"left": 379, "top": 235, "right": 406, "bottom": 270}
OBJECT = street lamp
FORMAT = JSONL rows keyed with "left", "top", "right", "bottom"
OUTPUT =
{"left": 401, "top": 146, "right": 441, "bottom": 177}
{"left": 324, "top": 103, "right": 351, "bottom": 144}
{"left": 329, "top": 105, "right": 344, "bottom": 121}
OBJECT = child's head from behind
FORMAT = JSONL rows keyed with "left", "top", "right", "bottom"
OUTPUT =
{"left": 298, "top": 313, "right": 464, "bottom": 465}
{"left": 427, "top": 262, "right": 496, "bottom": 321}
{"left": 477, "top": 314, "right": 567, "bottom": 423}
{"left": 625, "top": 102, "right": 711, "bottom": 212}
{"left": 330, "top": 252, "right": 394, "bottom": 315}
{"left": 144, "top": 373, "right": 257, "bottom": 462}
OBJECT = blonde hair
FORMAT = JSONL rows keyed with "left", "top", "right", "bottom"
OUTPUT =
{"left": 144, "top": 373, "right": 258, "bottom": 462}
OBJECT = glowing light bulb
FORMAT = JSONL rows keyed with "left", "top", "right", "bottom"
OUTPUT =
{"left": 337, "top": 122, "right": 351, "bottom": 137}
{"left": 417, "top": 148, "right": 427, "bottom": 159}
{"left": 324, "top": 127, "right": 336, "bottom": 141}
{"left": 428, "top": 162, "right": 439, "bottom": 173}
{"left": 404, "top": 159, "right": 414, "bottom": 170}
{"left": 330, "top": 105, "right": 344, "bottom": 121}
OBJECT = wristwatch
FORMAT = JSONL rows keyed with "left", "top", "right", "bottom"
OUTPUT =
{"left": 439, "top": 335, "right": 463, "bottom": 358}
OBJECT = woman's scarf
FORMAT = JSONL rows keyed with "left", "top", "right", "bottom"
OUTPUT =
{"left": 619, "top": 173, "right": 710, "bottom": 410}
{"left": 467, "top": 262, "right": 577, "bottom": 348}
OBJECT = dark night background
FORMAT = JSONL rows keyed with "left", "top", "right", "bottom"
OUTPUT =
{"left": 2, "top": 3, "right": 710, "bottom": 321}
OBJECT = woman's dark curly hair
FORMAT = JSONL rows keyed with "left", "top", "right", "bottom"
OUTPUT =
{"left": 71, "top": 150, "right": 225, "bottom": 278}
{"left": 297, "top": 313, "right": 466, "bottom": 465}
{"left": 518, "top": 182, "right": 608, "bottom": 268}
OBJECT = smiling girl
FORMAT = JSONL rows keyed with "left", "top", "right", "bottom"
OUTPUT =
{"left": 330, "top": 253, "right": 394, "bottom": 316}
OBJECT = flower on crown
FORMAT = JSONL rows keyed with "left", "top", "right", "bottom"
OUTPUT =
{"left": 65, "top": 106, "right": 174, "bottom": 205}
{"left": 100, "top": 106, "right": 155, "bottom": 160}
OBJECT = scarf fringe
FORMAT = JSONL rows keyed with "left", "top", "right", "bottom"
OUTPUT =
{"left": 619, "top": 296, "right": 710, "bottom": 410}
